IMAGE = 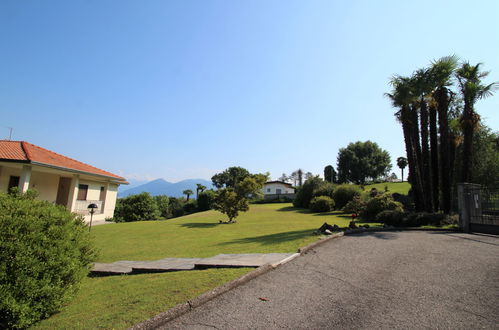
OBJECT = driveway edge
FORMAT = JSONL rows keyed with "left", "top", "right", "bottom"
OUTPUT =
{"left": 130, "top": 226, "right": 459, "bottom": 329}
{"left": 130, "top": 264, "right": 275, "bottom": 330}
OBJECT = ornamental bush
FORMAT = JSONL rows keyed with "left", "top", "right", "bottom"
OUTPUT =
{"left": 197, "top": 190, "right": 216, "bottom": 211}
{"left": 0, "top": 190, "right": 96, "bottom": 329}
{"left": 293, "top": 176, "right": 324, "bottom": 208}
{"left": 114, "top": 192, "right": 160, "bottom": 222}
{"left": 309, "top": 196, "right": 335, "bottom": 212}
{"left": 332, "top": 185, "right": 362, "bottom": 210}
{"left": 360, "top": 194, "right": 403, "bottom": 220}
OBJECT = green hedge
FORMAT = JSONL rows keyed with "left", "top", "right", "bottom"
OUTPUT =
{"left": 0, "top": 190, "right": 96, "bottom": 329}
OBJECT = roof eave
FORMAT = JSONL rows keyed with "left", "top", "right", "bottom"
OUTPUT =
{"left": 28, "top": 161, "right": 128, "bottom": 184}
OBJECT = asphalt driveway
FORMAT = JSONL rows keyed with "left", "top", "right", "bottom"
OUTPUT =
{"left": 160, "top": 231, "right": 499, "bottom": 329}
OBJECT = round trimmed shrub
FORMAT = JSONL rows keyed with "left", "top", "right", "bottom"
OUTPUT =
{"left": 376, "top": 210, "right": 406, "bottom": 225}
{"left": 361, "top": 194, "right": 403, "bottom": 220}
{"left": 342, "top": 195, "right": 367, "bottom": 214}
{"left": 114, "top": 192, "right": 160, "bottom": 222}
{"left": 309, "top": 196, "right": 335, "bottom": 212}
{"left": 293, "top": 176, "right": 323, "bottom": 208}
{"left": 332, "top": 185, "right": 362, "bottom": 210}
{"left": 0, "top": 191, "right": 96, "bottom": 329}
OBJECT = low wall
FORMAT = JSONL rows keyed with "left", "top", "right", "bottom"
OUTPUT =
{"left": 264, "top": 193, "right": 295, "bottom": 200}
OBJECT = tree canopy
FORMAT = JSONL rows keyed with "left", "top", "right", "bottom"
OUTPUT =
{"left": 337, "top": 141, "right": 392, "bottom": 184}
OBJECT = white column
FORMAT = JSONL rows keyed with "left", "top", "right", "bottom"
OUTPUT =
{"left": 67, "top": 174, "right": 80, "bottom": 212}
{"left": 19, "top": 165, "right": 32, "bottom": 193}
{"left": 101, "top": 181, "right": 109, "bottom": 214}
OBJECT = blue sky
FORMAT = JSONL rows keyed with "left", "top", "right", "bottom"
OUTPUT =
{"left": 1, "top": 0, "right": 498, "bottom": 183}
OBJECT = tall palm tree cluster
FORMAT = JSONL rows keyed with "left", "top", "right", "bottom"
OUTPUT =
{"left": 387, "top": 55, "right": 497, "bottom": 213}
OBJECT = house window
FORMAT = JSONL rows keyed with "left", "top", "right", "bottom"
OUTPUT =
{"left": 99, "top": 186, "right": 105, "bottom": 201}
{"left": 267, "top": 188, "right": 271, "bottom": 192}
{"left": 8, "top": 176, "right": 20, "bottom": 191}
{"left": 276, "top": 189, "right": 282, "bottom": 194}
{"left": 77, "top": 184, "right": 88, "bottom": 200}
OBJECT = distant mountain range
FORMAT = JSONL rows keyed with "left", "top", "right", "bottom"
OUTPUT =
{"left": 118, "top": 178, "right": 214, "bottom": 198}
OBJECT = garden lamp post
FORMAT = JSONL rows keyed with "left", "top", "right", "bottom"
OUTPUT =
{"left": 87, "top": 203, "right": 98, "bottom": 232}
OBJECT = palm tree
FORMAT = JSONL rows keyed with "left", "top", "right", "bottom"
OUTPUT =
{"left": 183, "top": 189, "right": 193, "bottom": 201}
{"left": 196, "top": 184, "right": 206, "bottom": 199}
{"left": 456, "top": 62, "right": 497, "bottom": 183}
{"left": 429, "top": 55, "right": 458, "bottom": 213}
{"left": 412, "top": 68, "right": 434, "bottom": 211}
{"left": 428, "top": 98, "right": 440, "bottom": 210}
{"left": 396, "top": 157, "right": 408, "bottom": 182}
{"left": 386, "top": 76, "right": 424, "bottom": 211}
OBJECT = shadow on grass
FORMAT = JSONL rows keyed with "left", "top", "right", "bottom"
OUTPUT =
{"left": 179, "top": 222, "right": 220, "bottom": 229}
{"left": 276, "top": 206, "right": 311, "bottom": 214}
{"left": 218, "top": 229, "right": 314, "bottom": 246}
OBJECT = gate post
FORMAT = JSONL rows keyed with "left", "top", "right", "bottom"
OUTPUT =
{"left": 457, "top": 183, "right": 470, "bottom": 233}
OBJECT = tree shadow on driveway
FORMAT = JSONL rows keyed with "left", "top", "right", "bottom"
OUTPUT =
{"left": 218, "top": 229, "right": 314, "bottom": 246}
{"left": 348, "top": 231, "right": 399, "bottom": 240}
{"left": 428, "top": 231, "right": 499, "bottom": 246}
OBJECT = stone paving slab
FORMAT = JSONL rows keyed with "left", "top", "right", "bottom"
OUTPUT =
{"left": 92, "top": 262, "right": 133, "bottom": 275}
{"left": 91, "top": 253, "right": 297, "bottom": 275}
{"left": 131, "top": 258, "right": 202, "bottom": 272}
{"left": 195, "top": 253, "right": 297, "bottom": 268}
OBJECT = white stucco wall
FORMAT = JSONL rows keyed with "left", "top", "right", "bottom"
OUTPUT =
{"left": 29, "top": 171, "right": 59, "bottom": 202}
{"left": 263, "top": 183, "right": 295, "bottom": 195}
{"left": 0, "top": 162, "right": 122, "bottom": 223}
{"left": 0, "top": 165, "right": 22, "bottom": 192}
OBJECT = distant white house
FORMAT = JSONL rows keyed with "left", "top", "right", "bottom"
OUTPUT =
{"left": 262, "top": 181, "right": 296, "bottom": 200}
{"left": 0, "top": 140, "right": 128, "bottom": 222}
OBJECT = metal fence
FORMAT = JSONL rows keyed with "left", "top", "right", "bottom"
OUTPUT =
{"left": 458, "top": 183, "right": 499, "bottom": 234}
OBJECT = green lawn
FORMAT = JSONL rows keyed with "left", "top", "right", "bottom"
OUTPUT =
{"left": 360, "top": 181, "right": 411, "bottom": 195}
{"left": 33, "top": 204, "right": 376, "bottom": 330}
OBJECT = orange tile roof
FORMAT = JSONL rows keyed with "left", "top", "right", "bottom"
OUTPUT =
{"left": 0, "top": 140, "right": 127, "bottom": 183}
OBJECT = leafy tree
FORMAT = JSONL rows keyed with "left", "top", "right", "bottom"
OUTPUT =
{"left": 456, "top": 62, "right": 497, "bottom": 183}
{"left": 154, "top": 195, "right": 170, "bottom": 218}
{"left": 197, "top": 190, "right": 216, "bottom": 211}
{"left": 396, "top": 157, "right": 408, "bottom": 182}
{"left": 278, "top": 173, "right": 289, "bottom": 182}
{"left": 211, "top": 166, "right": 250, "bottom": 189}
{"left": 0, "top": 190, "right": 96, "bottom": 329}
{"left": 168, "top": 197, "right": 185, "bottom": 218}
{"left": 196, "top": 184, "right": 207, "bottom": 199}
{"left": 212, "top": 169, "right": 267, "bottom": 223}
{"left": 336, "top": 141, "right": 392, "bottom": 184}
{"left": 324, "top": 165, "right": 337, "bottom": 183}
{"left": 114, "top": 192, "right": 160, "bottom": 222}
{"left": 212, "top": 188, "right": 249, "bottom": 223}
{"left": 183, "top": 189, "right": 193, "bottom": 201}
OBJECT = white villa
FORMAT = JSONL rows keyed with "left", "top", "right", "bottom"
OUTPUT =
{"left": 0, "top": 140, "right": 128, "bottom": 222}
{"left": 262, "top": 181, "right": 296, "bottom": 200}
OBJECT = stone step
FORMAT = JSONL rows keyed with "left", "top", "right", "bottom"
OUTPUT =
{"left": 91, "top": 253, "right": 297, "bottom": 276}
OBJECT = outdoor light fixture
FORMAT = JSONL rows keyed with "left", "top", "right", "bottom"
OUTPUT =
{"left": 87, "top": 203, "right": 98, "bottom": 231}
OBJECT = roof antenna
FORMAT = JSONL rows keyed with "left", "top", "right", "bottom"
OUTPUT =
{"left": 7, "top": 127, "right": 13, "bottom": 140}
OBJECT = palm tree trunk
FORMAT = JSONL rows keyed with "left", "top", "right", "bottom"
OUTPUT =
{"left": 402, "top": 106, "right": 424, "bottom": 211}
{"left": 429, "top": 104, "right": 440, "bottom": 211}
{"left": 461, "top": 101, "right": 474, "bottom": 183}
{"left": 436, "top": 87, "right": 452, "bottom": 213}
{"left": 419, "top": 99, "right": 433, "bottom": 212}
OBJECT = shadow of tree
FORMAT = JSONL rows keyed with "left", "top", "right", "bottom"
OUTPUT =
{"left": 218, "top": 229, "right": 314, "bottom": 246}
{"left": 179, "top": 222, "right": 220, "bottom": 229}
{"left": 428, "top": 231, "right": 499, "bottom": 246}
{"left": 276, "top": 206, "right": 311, "bottom": 214}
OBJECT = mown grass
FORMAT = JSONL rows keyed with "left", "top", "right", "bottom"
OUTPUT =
{"left": 360, "top": 181, "right": 411, "bottom": 195}
{"left": 33, "top": 203, "right": 375, "bottom": 329}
